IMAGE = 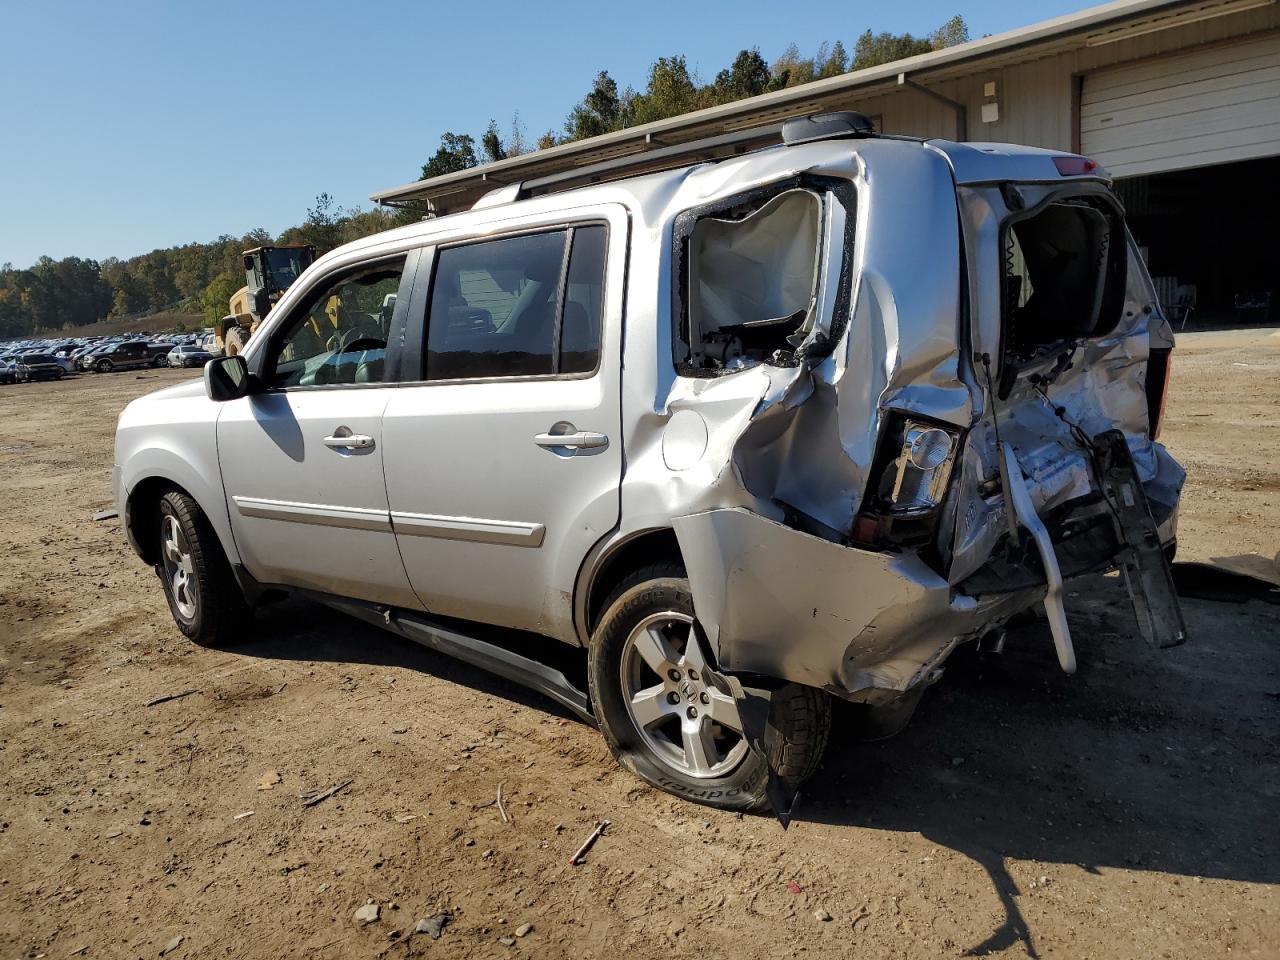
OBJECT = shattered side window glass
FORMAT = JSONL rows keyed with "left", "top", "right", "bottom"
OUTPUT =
{"left": 684, "top": 189, "right": 823, "bottom": 371}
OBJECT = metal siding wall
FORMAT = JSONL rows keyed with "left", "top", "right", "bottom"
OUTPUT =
{"left": 1081, "top": 32, "right": 1280, "bottom": 175}
{"left": 845, "top": 5, "right": 1280, "bottom": 155}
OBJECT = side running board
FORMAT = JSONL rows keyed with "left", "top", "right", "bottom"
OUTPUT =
{"left": 315, "top": 594, "right": 596, "bottom": 726}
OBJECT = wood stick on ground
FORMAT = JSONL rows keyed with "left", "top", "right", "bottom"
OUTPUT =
{"left": 146, "top": 689, "right": 198, "bottom": 707}
{"left": 300, "top": 778, "right": 352, "bottom": 808}
{"left": 568, "top": 820, "right": 610, "bottom": 865}
{"left": 497, "top": 783, "right": 509, "bottom": 824}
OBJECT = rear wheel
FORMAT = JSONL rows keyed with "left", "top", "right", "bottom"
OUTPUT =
{"left": 156, "top": 490, "right": 250, "bottom": 647}
{"left": 589, "top": 563, "right": 830, "bottom": 812}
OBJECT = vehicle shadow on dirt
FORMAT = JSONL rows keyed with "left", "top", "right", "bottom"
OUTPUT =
{"left": 800, "top": 574, "right": 1280, "bottom": 957}
{"left": 225, "top": 577, "right": 1277, "bottom": 959}
{"left": 234, "top": 596, "right": 587, "bottom": 724}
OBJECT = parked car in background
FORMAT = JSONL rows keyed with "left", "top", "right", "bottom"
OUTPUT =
{"left": 15, "top": 353, "right": 65, "bottom": 382}
{"left": 76, "top": 344, "right": 113, "bottom": 371}
{"left": 0, "top": 358, "right": 16, "bottom": 384}
{"left": 90, "top": 341, "right": 151, "bottom": 373}
{"left": 166, "top": 345, "right": 214, "bottom": 368}
{"left": 145, "top": 343, "right": 174, "bottom": 367}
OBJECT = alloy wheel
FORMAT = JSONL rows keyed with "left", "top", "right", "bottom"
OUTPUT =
{"left": 160, "top": 514, "right": 198, "bottom": 621}
{"left": 619, "top": 611, "right": 748, "bottom": 779}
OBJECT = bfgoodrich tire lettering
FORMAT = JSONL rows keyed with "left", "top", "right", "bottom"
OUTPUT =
{"left": 588, "top": 562, "right": 831, "bottom": 812}
{"left": 156, "top": 490, "right": 251, "bottom": 648}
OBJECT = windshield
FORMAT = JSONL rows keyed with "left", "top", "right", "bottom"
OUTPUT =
{"left": 263, "top": 249, "right": 310, "bottom": 292}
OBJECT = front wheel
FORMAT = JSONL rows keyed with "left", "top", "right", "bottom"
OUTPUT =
{"left": 156, "top": 490, "right": 251, "bottom": 647}
{"left": 96, "top": 359, "right": 112, "bottom": 373}
{"left": 223, "top": 326, "right": 249, "bottom": 357}
{"left": 53, "top": 368, "right": 64, "bottom": 379}
{"left": 588, "top": 563, "right": 830, "bottom": 812}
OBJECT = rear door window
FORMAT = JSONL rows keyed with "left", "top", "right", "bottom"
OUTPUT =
{"left": 424, "top": 224, "right": 606, "bottom": 381}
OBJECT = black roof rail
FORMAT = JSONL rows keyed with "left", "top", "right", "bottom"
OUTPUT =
{"left": 373, "top": 111, "right": 878, "bottom": 214}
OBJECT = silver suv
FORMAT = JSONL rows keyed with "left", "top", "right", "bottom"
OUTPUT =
{"left": 114, "top": 113, "right": 1185, "bottom": 814}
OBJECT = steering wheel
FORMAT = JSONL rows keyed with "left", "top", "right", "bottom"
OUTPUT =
{"left": 339, "top": 336, "right": 386, "bottom": 356}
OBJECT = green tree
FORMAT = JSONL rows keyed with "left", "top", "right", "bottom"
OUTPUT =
{"left": 712, "top": 49, "right": 774, "bottom": 102}
{"left": 508, "top": 112, "right": 528, "bottom": 156}
{"left": 481, "top": 119, "right": 507, "bottom": 163}
{"left": 930, "top": 15, "right": 969, "bottom": 49}
{"left": 772, "top": 43, "right": 815, "bottom": 88}
{"left": 852, "top": 29, "right": 934, "bottom": 70}
{"left": 202, "top": 271, "right": 242, "bottom": 326}
{"left": 852, "top": 15, "right": 969, "bottom": 70}
{"left": 566, "top": 70, "right": 624, "bottom": 141}
{"left": 819, "top": 40, "right": 848, "bottom": 78}
{"left": 302, "top": 192, "right": 344, "bottom": 253}
{"left": 629, "top": 55, "right": 702, "bottom": 126}
{"left": 420, "top": 132, "right": 478, "bottom": 179}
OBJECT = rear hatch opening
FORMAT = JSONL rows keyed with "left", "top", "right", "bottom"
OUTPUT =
{"left": 998, "top": 191, "right": 1128, "bottom": 398}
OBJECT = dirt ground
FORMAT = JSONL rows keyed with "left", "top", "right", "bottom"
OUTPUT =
{"left": 1, "top": 328, "right": 1277, "bottom": 960}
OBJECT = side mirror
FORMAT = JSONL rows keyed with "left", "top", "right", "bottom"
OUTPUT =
{"left": 251, "top": 286, "right": 271, "bottom": 320}
{"left": 205, "top": 355, "right": 251, "bottom": 402}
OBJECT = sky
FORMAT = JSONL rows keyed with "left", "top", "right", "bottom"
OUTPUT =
{"left": 0, "top": 0, "right": 1097, "bottom": 268}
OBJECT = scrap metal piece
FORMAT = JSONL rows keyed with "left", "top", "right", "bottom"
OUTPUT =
{"left": 999, "top": 442, "right": 1077, "bottom": 674}
{"left": 719, "top": 674, "right": 799, "bottom": 828}
{"left": 1092, "top": 429, "right": 1188, "bottom": 648}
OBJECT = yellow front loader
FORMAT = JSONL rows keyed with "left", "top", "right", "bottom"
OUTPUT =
{"left": 215, "top": 244, "right": 316, "bottom": 356}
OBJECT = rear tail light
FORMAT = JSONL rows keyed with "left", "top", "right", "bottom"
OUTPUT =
{"left": 1052, "top": 155, "right": 1099, "bottom": 176}
{"left": 849, "top": 416, "right": 962, "bottom": 549}
{"left": 882, "top": 421, "right": 961, "bottom": 516}
{"left": 1147, "top": 347, "right": 1172, "bottom": 439}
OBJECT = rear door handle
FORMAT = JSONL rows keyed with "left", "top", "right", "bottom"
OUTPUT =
{"left": 534, "top": 431, "right": 608, "bottom": 449}
{"left": 323, "top": 433, "right": 375, "bottom": 450}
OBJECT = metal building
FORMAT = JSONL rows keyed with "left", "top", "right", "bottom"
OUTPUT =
{"left": 375, "top": 0, "right": 1280, "bottom": 321}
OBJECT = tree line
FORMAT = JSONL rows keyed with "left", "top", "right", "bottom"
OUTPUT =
{"left": 0, "top": 17, "right": 966, "bottom": 340}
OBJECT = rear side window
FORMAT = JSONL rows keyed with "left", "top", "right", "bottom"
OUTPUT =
{"left": 425, "top": 224, "right": 606, "bottom": 381}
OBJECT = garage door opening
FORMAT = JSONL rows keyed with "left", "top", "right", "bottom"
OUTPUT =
{"left": 1115, "top": 154, "right": 1279, "bottom": 324}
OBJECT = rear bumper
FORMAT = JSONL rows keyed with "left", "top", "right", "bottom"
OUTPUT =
{"left": 673, "top": 508, "right": 1043, "bottom": 700}
{"left": 673, "top": 491, "right": 1179, "bottom": 700}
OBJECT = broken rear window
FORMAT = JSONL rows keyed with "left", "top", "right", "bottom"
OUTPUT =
{"left": 673, "top": 178, "right": 853, "bottom": 373}
{"left": 1002, "top": 194, "right": 1127, "bottom": 362}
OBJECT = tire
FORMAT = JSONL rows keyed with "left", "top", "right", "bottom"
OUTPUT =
{"left": 96, "top": 359, "right": 112, "bottom": 373}
{"left": 53, "top": 368, "right": 64, "bottom": 379}
{"left": 224, "top": 326, "right": 249, "bottom": 357}
{"left": 588, "top": 562, "right": 830, "bottom": 812}
{"left": 155, "top": 490, "right": 251, "bottom": 647}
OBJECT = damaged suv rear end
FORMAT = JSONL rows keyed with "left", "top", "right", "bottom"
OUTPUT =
{"left": 607, "top": 118, "right": 1185, "bottom": 810}
{"left": 116, "top": 112, "right": 1186, "bottom": 817}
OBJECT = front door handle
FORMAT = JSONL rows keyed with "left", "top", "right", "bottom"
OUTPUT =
{"left": 534, "top": 430, "right": 608, "bottom": 450}
{"left": 323, "top": 433, "right": 375, "bottom": 450}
